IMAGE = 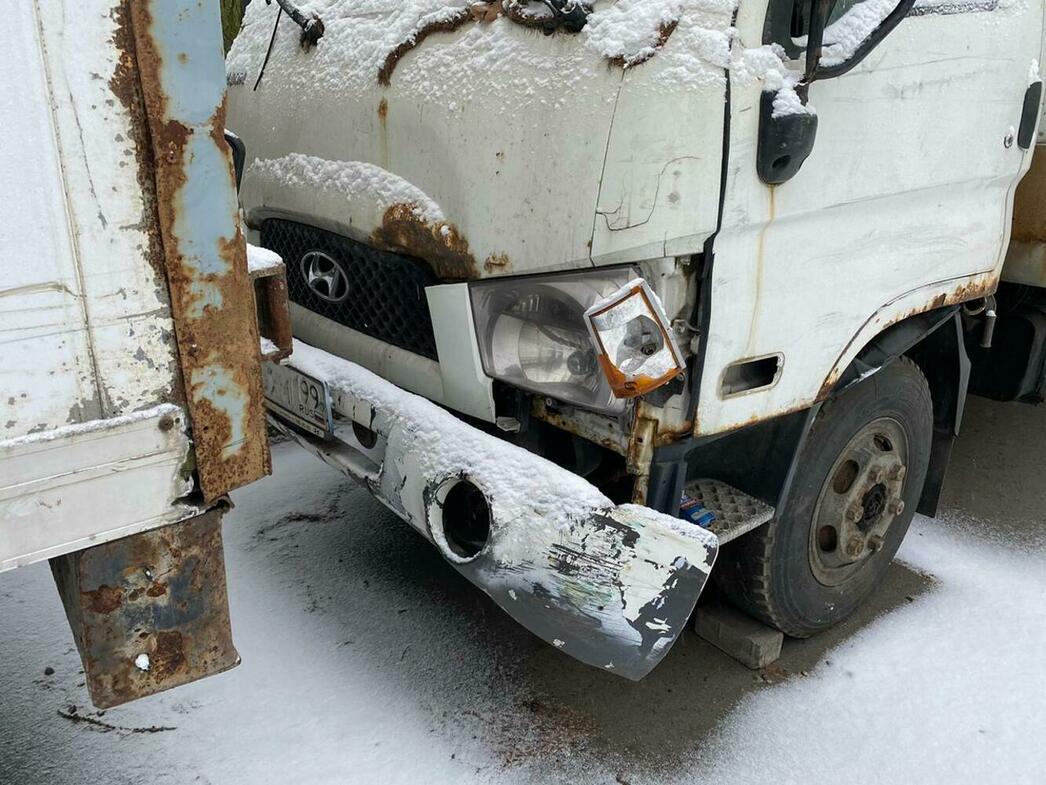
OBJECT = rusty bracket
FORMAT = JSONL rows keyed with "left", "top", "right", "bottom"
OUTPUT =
{"left": 251, "top": 260, "right": 293, "bottom": 363}
{"left": 129, "top": 0, "right": 270, "bottom": 501}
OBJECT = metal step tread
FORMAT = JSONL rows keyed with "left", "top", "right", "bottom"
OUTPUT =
{"left": 683, "top": 478, "right": 775, "bottom": 544}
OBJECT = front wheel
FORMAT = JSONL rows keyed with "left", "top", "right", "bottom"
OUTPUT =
{"left": 714, "top": 356, "right": 934, "bottom": 637}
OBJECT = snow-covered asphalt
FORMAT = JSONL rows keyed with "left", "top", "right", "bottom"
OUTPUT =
{"left": 1, "top": 398, "right": 1044, "bottom": 785}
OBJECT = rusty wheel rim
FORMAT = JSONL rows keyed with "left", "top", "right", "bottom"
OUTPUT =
{"left": 808, "top": 417, "right": 909, "bottom": 587}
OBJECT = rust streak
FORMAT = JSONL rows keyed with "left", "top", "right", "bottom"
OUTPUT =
{"left": 372, "top": 203, "right": 481, "bottom": 280}
{"left": 150, "top": 630, "right": 188, "bottom": 680}
{"left": 608, "top": 19, "right": 679, "bottom": 69}
{"left": 378, "top": 98, "right": 389, "bottom": 170}
{"left": 379, "top": 1, "right": 604, "bottom": 86}
{"left": 82, "top": 585, "right": 124, "bottom": 615}
{"left": 816, "top": 274, "right": 999, "bottom": 401}
{"left": 378, "top": 9, "right": 472, "bottom": 86}
{"left": 107, "top": 1, "right": 183, "bottom": 399}
{"left": 483, "top": 253, "right": 511, "bottom": 274}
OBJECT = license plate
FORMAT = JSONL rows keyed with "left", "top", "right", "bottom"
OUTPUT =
{"left": 262, "top": 362, "right": 334, "bottom": 439}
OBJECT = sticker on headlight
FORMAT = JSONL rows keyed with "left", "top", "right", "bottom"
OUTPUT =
{"left": 583, "top": 278, "right": 685, "bottom": 399}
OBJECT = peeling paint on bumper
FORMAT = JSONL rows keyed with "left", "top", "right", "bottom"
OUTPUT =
{"left": 269, "top": 341, "right": 718, "bottom": 680}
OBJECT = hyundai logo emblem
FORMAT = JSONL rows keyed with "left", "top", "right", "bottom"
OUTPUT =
{"left": 301, "top": 250, "right": 350, "bottom": 303}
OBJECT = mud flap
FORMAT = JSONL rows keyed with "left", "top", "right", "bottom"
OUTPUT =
{"left": 50, "top": 506, "right": 239, "bottom": 709}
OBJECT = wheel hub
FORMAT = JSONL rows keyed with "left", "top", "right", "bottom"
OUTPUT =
{"left": 808, "top": 418, "right": 910, "bottom": 587}
{"left": 859, "top": 483, "right": 888, "bottom": 529}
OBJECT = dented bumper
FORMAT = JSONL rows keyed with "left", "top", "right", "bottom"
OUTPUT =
{"left": 269, "top": 341, "right": 717, "bottom": 680}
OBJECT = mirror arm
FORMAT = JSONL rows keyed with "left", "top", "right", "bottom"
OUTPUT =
{"left": 803, "top": 0, "right": 833, "bottom": 85}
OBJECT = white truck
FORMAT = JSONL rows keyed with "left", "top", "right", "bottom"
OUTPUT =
{"left": 2, "top": 1, "right": 290, "bottom": 707}
{"left": 226, "top": 0, "right": 1046, "bottom": 679}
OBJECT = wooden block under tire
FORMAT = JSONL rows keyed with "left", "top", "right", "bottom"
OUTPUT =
{"left": 694, "top": 600, "right": 784, "bottom": 670}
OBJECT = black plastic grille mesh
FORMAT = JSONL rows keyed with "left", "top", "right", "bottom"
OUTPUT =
{"left": 261, "top": 219, "right": 439, "bottom": 360}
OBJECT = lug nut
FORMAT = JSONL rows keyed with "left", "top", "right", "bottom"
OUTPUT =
{"left": 870, "top": 468, "right": 884, "bottom": 483}
{"left": 845, "top": 536, "right": 865, "bottom": 559}
{"left": 847, "top": 505, "right": 864, "bottom": 523}
{"left": 888, "top": 499, "right": 906, "bottom": 516}
{"left": 890, "top": 465, "right": 907, "bottom": 481}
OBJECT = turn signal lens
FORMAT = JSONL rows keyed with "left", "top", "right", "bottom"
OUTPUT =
{"left": 583, "top": 279, "right": 685, "bottom": 398}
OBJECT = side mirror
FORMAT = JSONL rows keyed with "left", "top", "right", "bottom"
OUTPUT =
{"left": 756, "top": 0, "right": 828, "bottom": 185}
{"left": 757, "top": 0, "right": 916, "bottom": 184}
{"left": 756, "top": 92, "right": 819, "bottom": 185}
{"left": 810, "top": 0, "right": 917, "bottom": 82}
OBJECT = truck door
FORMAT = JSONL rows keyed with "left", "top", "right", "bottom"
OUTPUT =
{"left": 697, "top": 0, "right": 1046, "bottom": 436}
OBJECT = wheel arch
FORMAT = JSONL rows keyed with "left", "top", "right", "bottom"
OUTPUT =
{"left": 648, "top": 309, "right": 970, "bottom": 519}
{"left": 824, "top": 307, "right": 970, "bottom": 516}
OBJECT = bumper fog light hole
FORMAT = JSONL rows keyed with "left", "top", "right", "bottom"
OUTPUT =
{"left": 430, "top": 479, "right": 491, "bottom": 563}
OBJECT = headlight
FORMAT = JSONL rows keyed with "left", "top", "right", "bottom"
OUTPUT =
{"left": 470, "top": 269, "right": 638, "bottom": 415}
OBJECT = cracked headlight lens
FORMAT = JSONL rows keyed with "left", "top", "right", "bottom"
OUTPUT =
{"left": 469, "top": 269, "right": 637, "bottom": 415}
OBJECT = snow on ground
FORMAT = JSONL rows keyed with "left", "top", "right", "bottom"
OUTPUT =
{"left": 1, "top": 441, "right": 1044, "bottom": 785}
{"left": 683, "top": 518, "right": 1046, "bottom": 785}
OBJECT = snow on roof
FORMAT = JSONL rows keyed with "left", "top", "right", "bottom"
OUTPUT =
{"left": 230, "top": 0, "right": 729, "bottom": 83}
{"left": 227, "top": 0, "right": 799, "bottom": 104}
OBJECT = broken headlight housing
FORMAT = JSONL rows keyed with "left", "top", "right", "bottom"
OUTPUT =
{"left": 469, "top": 268, "right": 637, "bottom": 415}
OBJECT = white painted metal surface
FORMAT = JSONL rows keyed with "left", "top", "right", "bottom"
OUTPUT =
{"left": 0, "top": 405, "right": 198, "bottom": 573}
{"left": 425, "top": 283, "right": 496, "bottom": 421}
{"left": 3, "top": 2, "right": 180, "bottom": 439}
{"left": 697, "top": 0, "right": 1046, "bottom": 434}
{"left": 228, "top": 3, "right": 729, "bottom": 277}
{"left": 0, "top": 2, "right": 206, "bottom": 569}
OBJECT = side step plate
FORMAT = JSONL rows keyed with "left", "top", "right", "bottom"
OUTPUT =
{"left": 684, "top": 479, "right": 775, "bottom": 544}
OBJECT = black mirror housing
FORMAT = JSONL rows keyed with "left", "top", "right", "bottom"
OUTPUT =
{"left": 757, "top": 92, "right": 819, "bottom": 185}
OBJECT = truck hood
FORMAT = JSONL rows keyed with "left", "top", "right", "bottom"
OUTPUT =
{"left": 227, "top": 0, "right": 733, "bottom": 279}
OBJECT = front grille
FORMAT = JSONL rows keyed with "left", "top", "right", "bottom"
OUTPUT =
{"left": 261, "top": 218, "right": 439, "bottom": 360}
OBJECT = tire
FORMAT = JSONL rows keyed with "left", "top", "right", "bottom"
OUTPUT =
{"left": 714, "top": 356, "right": 934, "bottom": 637}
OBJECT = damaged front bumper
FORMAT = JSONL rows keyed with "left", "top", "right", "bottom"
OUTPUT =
{"left": 268, "top": 341, "right": 718, "bottom": 680}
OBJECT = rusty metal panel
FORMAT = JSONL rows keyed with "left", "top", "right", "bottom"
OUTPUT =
{"left": 251, "top": 266, "right": 294, "bottom": 363}
{"left": 49, "top": 507, "right": 239, "bottom": 710}
{"left": 129, "top": 0, "right": 269, "bottom": 501}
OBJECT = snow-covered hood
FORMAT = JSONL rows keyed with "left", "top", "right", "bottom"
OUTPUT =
{"left": 226, "top": 0, "right": 749, "bottom": 279}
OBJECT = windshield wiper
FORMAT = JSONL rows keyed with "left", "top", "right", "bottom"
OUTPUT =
{"left": 253, "top": 0, "right": 325, "bottom": 91}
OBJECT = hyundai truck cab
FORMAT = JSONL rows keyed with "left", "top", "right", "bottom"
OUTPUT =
{"left": 227, "top": 0, "right": 1046, "bottom": 678}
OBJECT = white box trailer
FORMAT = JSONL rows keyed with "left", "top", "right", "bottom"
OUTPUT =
{"left": 1, "top": 0, "right": 290, "bottom": 707}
